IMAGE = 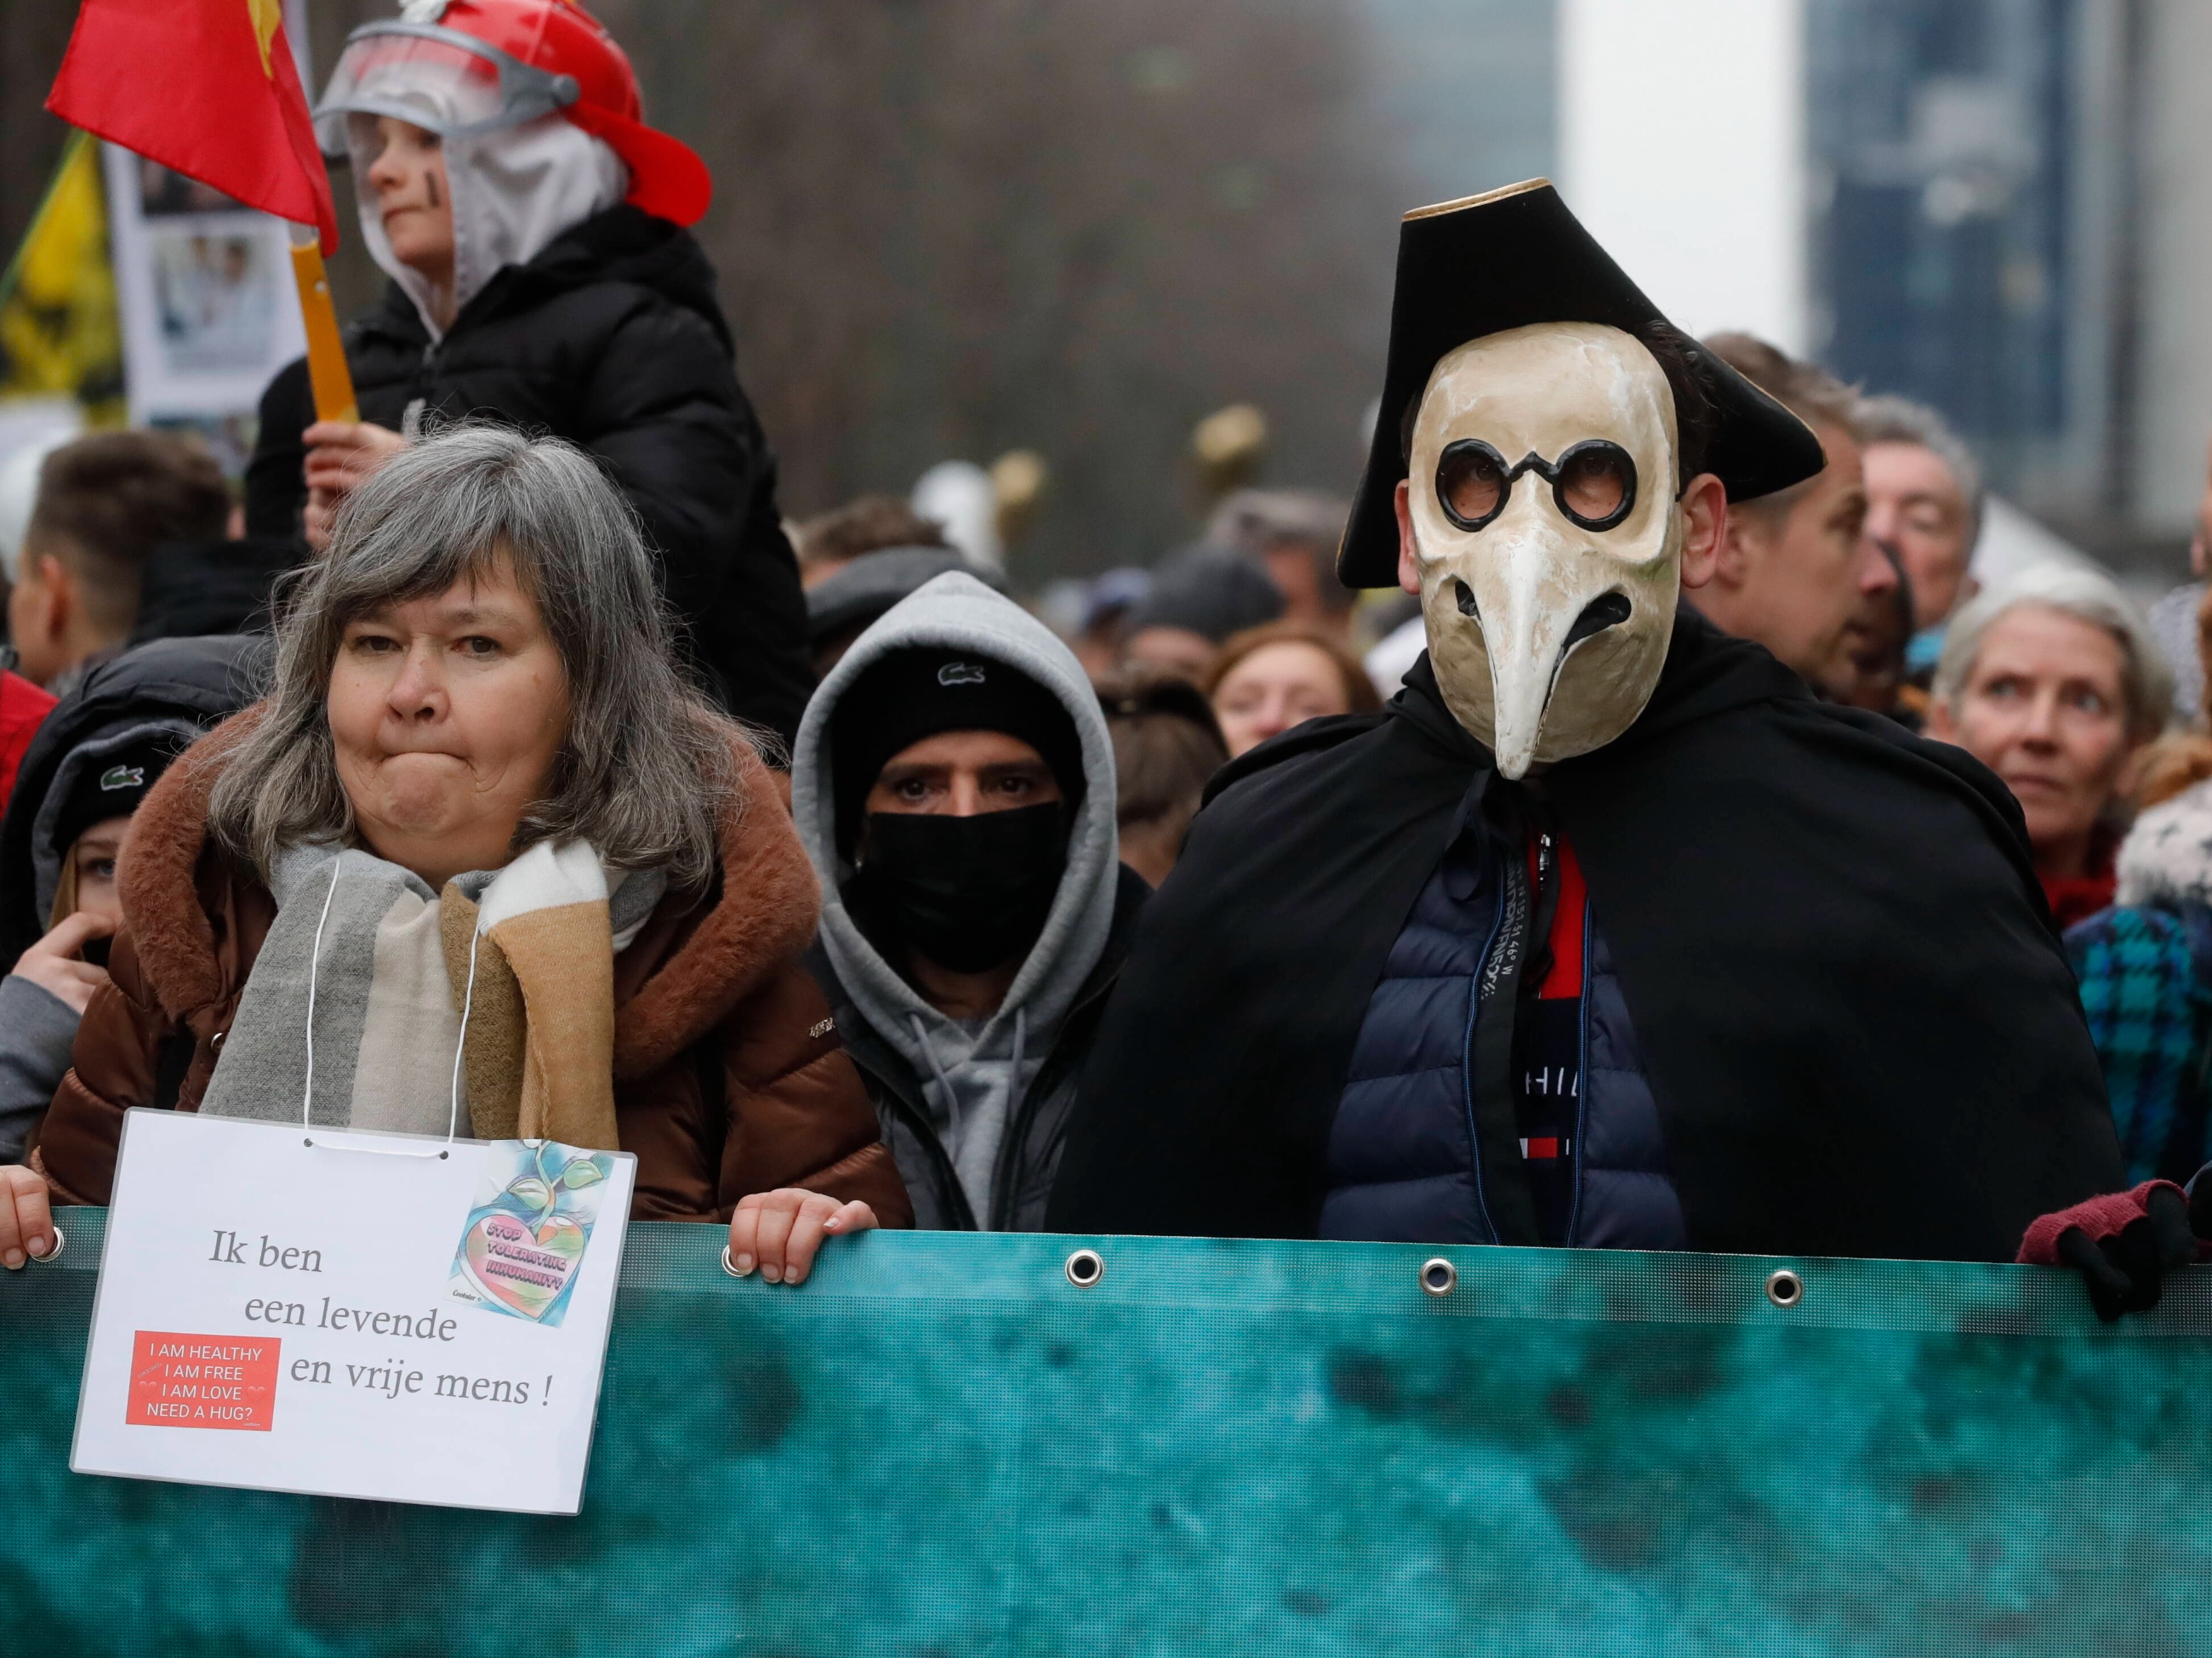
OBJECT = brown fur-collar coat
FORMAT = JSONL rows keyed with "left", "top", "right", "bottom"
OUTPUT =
{"left": 31, "top": 713, "right": 912, "bottom": 1228}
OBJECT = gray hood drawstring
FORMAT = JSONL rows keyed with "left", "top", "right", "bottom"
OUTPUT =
{"left": 909, "top": 1011, "right": 962, "bottom": 1147}
{"left": 907, "top": 1004, "right": 1027, "bottom": 1223}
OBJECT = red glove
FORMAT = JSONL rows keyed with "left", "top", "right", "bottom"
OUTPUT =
{"left": 2017, "top": 1180, "right": 2205, "bottom": 1321}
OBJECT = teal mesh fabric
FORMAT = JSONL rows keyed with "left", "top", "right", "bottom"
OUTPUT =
{"left": 6, "top": 1213, "right": 2212, "bottom": 1655}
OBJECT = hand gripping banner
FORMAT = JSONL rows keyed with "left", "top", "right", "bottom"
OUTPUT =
{"left": 6, "top": 1215, "right": 2210, "bottom": 1655}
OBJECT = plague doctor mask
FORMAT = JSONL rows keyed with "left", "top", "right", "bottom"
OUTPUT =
{"left": 1334, "top": 178, "right": 1827, "bottom": 777}
{"left": 1406, "top": 322, "right": 1680, "bottom": 778}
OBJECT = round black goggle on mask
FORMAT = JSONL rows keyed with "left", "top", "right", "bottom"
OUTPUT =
{"left": 1435, "top": 439, "right": 1639, "bottom": 534}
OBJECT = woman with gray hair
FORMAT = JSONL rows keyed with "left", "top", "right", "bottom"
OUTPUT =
{"left": 0, "top": 426, "right": 909, "bottom": 1278}
{"left": 1928, "top": 563, "right": 2172, "bottom": 926}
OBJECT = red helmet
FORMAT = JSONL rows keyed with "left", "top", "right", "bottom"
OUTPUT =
{"left": 315, "top": 0, "right": 711, "bottom": 226}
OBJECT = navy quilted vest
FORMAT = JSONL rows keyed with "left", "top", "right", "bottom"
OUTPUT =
{"left": 1320, "top": 820, "right": 1686, "bottom": 1248}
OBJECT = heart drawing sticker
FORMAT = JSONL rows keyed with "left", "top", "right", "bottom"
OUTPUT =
{"left": 449, "top": 1141, "right": 615, "bottom": 1327}
{"left": 460, "top": 1211, "right": 585, "bottom": 1321}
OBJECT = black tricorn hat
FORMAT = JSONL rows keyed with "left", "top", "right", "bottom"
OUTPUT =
{"left": 1337, "top": 179, "right": 1828, "bottom": 588}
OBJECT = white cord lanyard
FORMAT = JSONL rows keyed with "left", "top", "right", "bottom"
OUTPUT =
{"left": 299, "top": 853, "right": 481, "bottom": 1159}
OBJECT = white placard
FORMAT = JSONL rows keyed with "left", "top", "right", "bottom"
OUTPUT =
{"left": 71, "top": 1110, "right": 635, "bottom": 1516}
{"left": 100, "top": 143, "right": 310, "bottom": 440}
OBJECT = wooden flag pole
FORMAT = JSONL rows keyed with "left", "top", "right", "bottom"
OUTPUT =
{"left": 288, "top": 224, "right": 357, "bottom": 424}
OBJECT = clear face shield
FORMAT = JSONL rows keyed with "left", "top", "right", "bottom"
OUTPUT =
{"left": 313, "top": 22, "right": 579, "bottom": 157}
{"left": 1405, "top": 322, "right": 1684, "bottom": 780}
{"left": 314, "top": 22, "right": 624, "bottom": 333}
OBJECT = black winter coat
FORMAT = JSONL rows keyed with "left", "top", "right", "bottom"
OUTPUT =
{"left": 0, "top": 634, "right": 269, "bottom": 966}
{"left": 246, "top": 206, "right": 812, "bottom": 743}
{"left": 1050, "top": 613, "right": 2124, "bottom": 1262}
{"left": 128, "top": 536, "right": 295, "bottom": 646}
{"left": 808, "top": 866, "right": 1149, "bottom": 1231}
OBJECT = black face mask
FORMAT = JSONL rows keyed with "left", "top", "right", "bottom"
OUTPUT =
{"left": 848, "top": 803, "right": 1069, "bottom": 974}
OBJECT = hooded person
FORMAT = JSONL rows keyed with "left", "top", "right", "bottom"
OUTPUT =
{"left": 0, "top": 635, "right": 266, "bottom": 1162}
{"left": 1047, "top": 180, "right": 2121, "bottom": 1260}
{"left": 793, "top": 573, "right": 1147, "bottom": 1231}
{"left": 243, "top": 0, "right": 812, "bottom": 743}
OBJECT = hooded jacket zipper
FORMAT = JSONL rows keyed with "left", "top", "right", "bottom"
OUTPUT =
{"left": 847, "top": 1038, "right": 982, "bottom": 1232}
{"left": 984, "top": 959, "right": 1125, "bottom": 1229}
{"left": 1564, "top": 895, "right": 1594, "bottom": 1247}
{"left": 1461, "top": 801, "right": 1559, "bottom": 1248}
{"left": 1460, "top": 841, "right": 1508, "bottom": 1246}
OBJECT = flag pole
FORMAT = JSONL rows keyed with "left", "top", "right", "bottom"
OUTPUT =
{"left": 287, "top": 223, "right": 357, "bottom": 424}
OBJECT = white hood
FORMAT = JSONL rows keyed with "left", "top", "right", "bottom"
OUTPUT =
{"left": 349, "top": 112, "right": 627, "bottom": 338}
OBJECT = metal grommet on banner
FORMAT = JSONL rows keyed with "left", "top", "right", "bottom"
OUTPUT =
{"left": 1419, "top": 1256, "right": 1457, "bottom": 1297}
{"left": 1765, "top": 1268, "right": 1803, "bottom": 1308}
{"left": 721, "top": 1245, "right": 743, "bottom": 1279}
{"left": 30, "top": 1227, "right": 64, "bottom": 1263}
{"left": 1063, "top": 1248, "right": 1104, "bottom": 1288}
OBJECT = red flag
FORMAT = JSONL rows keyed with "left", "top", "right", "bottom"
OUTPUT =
{"left": 46, "top": 0, "right": 339, "bottom": 254}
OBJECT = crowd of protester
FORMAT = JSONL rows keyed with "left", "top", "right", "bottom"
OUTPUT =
{"left": 3, "top": 0, "right": 2209, "bottom": 1319}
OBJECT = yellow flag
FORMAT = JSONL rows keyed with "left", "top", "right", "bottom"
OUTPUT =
{"left": 0, "top": 132, "right": 124, "bottom": 409}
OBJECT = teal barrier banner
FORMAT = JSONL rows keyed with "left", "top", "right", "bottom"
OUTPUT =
{"left": 5, "top": 1212, "right": 2210, "bottom": 1655}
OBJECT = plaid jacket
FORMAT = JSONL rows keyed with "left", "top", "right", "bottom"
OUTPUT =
{"left": 2066, "top": 903, "right": 2212, "bottom": 1184}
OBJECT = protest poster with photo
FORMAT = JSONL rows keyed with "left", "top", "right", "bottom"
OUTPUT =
{"left": 71, "top": 1111, "right": 636, "bottom": 1516}
{"left": 100, "top": 145, "right": 307, "bottom": 474}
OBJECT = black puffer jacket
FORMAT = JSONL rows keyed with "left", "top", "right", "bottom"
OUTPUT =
{"left": 246, "top": 205, "right": 812, "bottom": 743}
{"left": 128, "top": 536, "right": 296, "bottom": 646}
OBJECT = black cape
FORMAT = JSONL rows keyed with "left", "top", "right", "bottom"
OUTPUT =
{"left": 1048, "top": 612, "right": 2123, "bottom": 1261}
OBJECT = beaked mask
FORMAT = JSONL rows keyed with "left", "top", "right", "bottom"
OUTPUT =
{"left": 1407, "top": 322, "right": 1681, "bottom": 779}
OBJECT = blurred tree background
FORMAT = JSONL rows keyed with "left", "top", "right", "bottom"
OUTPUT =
{"left": 3, "top": 0, "right": 1417, "bottom": 580}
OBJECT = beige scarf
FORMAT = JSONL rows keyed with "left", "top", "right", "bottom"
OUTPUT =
{"left": 200, "top": 839, "right": 664, "bottom": 1148}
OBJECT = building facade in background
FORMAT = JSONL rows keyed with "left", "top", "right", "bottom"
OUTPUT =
{"left": 1375, "top": 0, "right": 2209, "bottom": 563}
{"left": 1807, "top": 0, "right": 2212, "bottom": 557}
{"left": 1808, "top": 0, "right": 2107, "bottom": 535}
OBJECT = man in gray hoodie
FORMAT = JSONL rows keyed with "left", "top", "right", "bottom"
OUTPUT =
{"left": 792, "top": 573, "right": 1148, "bottom": 1230}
